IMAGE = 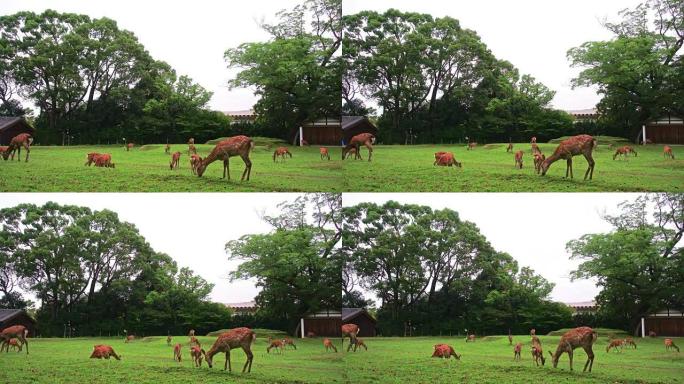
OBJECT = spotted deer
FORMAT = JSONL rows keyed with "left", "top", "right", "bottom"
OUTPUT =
{"left": 320, "top": 147, "right": 330, "bottom": 160}
{"left": 196, "top": 136, "right": 254, "bottom": 181}
{"left": 90, "top": 345, "right": 121, "bottom": 360}
{"left": 341, "top": 324, "right": 360, "bottom": 352}
{"left": 323, "top": 338, "right": 337, "bottom": 352}
{"left": 549, "top": 326, "right": 597, "bottom": 372}
{"left": 273, "top": 147, "right": 292, "bottom": 162}
{"left": 432, "top": 344, "right": 461, "bottom": 360}
{"left": 170, "top": 151, "right": 181, "bottom": 170}
{"left": 205, "top": 327, "right": 256, "bottom": 373}
{"left": 514, "top": 150, "right": 524, "bottom": 169}
{"left": 2, "top": 133, "right": 32, "bottom": 162}
{"left": 342, "top": 133, "right": 375, "bottom": 161}
{"left": 540, "top": 135, "right": 596, "bottom": 180}
{"left": 663, "top": 145, "right": 675, "bottom": 159}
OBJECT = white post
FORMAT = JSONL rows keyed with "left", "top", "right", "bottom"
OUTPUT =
{"left": 300, "top": 318, "right": 305, "bottom": 339}
{"left": 642, "top": 125, "right": 646, "bottom": 145}
{"left": 641, "top": 317, "right": 645, "bottom": 338}
{"left": 299, "top": 126, "right": 303, "bottom": 146}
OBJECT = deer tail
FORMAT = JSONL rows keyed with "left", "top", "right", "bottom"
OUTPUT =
{"left": 592, "top": 331, "right": 598, "bottom": 343}
{"left": 24, "top": 329, "right": 28, "bottom": 338}
{"left": 249, "top": 139, "right": 255, "bottom": 152}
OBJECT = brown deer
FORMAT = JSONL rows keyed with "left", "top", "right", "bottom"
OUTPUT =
{"left": 266, "top": 337, "right": 284, "bottom": 354}
{"left": 189, "top": 336, "right": 200, "bottom": 346}
{"left": 613, "top": 145, "right": 637, "bottom": 160}
{"left": 7, "top": 338, "right": 22, "bottom": 352}
{"left": 507, "top": 141, "right": 513, "bottom": 153}
{"left": 533, "top": 152, "right": 546, "bottom": 174}
{"left": 663, "top": 145, "right": 675, "bottom": 159}
{"left": 188, "top": 144, "right": 197, "bottom": 155}
{"left": 283, "top": 337, "right": 297, "bottom": 350}
{"left": 344, "top": 147, "right": 359, "bottom": 160}
{"left": 514, "top": 343, "right": 522, "bottom": 360}
{"left": 320, "top": 147, "right": 330, "bottom": 160}
{"left": 196, "top": 135, "right": 254, "bottom": 181}
{"left": 190, "top": 345, "right": 206, "bottom": 367}
{"left": 530, "top": 143, "right": 541, "bottom": 155}
{"left": 167, "top": 335, "right": 172, "bottom": 346}
{"left": 205, "top": 327, "right": 256, "bottom": 373}
{"left": 165, "top": 143, "right": 171, "bottom": 154}
{"left": 306, "top": 331, "right": 316, "bottom": 338}
{"left": 273, "top": 147, "right": 292, "bottom": 162}
{"left": 508, "top": 330, "right": 513, "bottom": 345}
{"left": 174, "top": 343, "right": 183, "bottom": 362}
{"left": 2, "top": 133, "right": 32, "bottom": 162}
{"left": 530, "top": 329, "right": 536, "bottom": 337}
{"left": 190, "top": 154, "right": 202, "bottom": 175}
{"left": 548, "top": 326, "right": 597, "bottom": 372}
{"left": 532, "top": 344, "right": 546, "bottom": 366}
{"left": 188, "top": 138, "right": 195, "bottom": 145}
{"left": 125, "top": 335, "right": 135, "bottom": 343}
{"left": 126, "top": 142, "right": 134, "bottom": 151}
{"left": 531, "top": 136, "right": 537, "bottom": 144}
{"left": 342, "top": 133, "right": 375, "bottom": 161}
{"left": 648, "top": 330, "right": 657, "bottom": 337}
{"left": 0, "top": 146, "right": 8, "bottom": 156}
{"left": 170, "top": 151, "right": 181, "bottom": 170}
{"left": 466, "top": 334, "right": 476, "bottom": 342}
{"left": 85, "top": 152, "right": 102, "bottom": 166}
{"left": 606, "top": 338, "right": 623, "bottom": 352}
{"left": 665, "top": 338, "right": 680, "bottom": 352}
{"left": 352, "top": 338, "right": 368, "bottom": 352}
{"left": 467, "top": 142, "right": 477, "bottom": 150}
{"left": 94, "top": 153, "right": 115, "bottom": 168}
{"left": 540, "top": 134, "right": 596, "bottom": 180}
{"left": 90, "top": 345, "right": 121, "bottom": 360}
{"left": 623, "top": 337, "right": 637, "bottom": 349}
{"left": 341, "top": 323, "right": 360, "bottom": 352}
{"left": 1, "top": 325, "right": 29, "bottom": 354}
{"left": 323, "top": 338, "right": 337, "bottom": 352}
{"left": 432, "top": 344, "right": 461, "bottom": 360}
{"left": 301, "top": 139, "right": 309, "bottom": 146}
{"left": 514, "top": 150, "right": 524, "bottom": 169}
{"left": 189, "top": 329, "right": 195, "bottom": 337}
{"left": 434, "top": 152, "right": 462, "bottom": 168}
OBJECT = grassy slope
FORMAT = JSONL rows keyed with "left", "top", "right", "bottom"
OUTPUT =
{"left": 341, "top": 143, "right": 684, "bottom": 192}
{"left": 0, "top": 144, "right": 342, "bottom": 192}
{"left": 0, "top": 336, "right": 344, "bottom": 384}
{"left": 343, "top": 335, "right": 684, "bottom": 384}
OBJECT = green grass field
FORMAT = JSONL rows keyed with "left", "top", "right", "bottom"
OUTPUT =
{"left": 0, "top": 143, "right": 342, "bottom": 192}
{"left": 341, "top": 143, "right": 684, "bottom": 192}
{"left": 344, "top": 335, "right": 684, "bottom": 384}
{"left": 0, "top": 335, "right": 344, "bottom": 384}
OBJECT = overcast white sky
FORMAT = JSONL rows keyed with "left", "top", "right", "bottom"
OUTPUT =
{"left": 1, "top": 0, "right": 305, "bottom": 111}
{"left": 0, "top": 193, "right": 309, "bottom": 304}
{"left": 343, "top": 193, "right": 643, "bottom": 304}
{"left": 344, "top": 0, "right": 642, "bottom": 110}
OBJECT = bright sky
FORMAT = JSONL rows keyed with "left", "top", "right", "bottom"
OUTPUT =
{"left": 343, "top": 0, "right": 642, "bottom": 111}
{"left": 1, "top": 0, "right": 305, "bottom": 112}
{"left": 343, "top": 193, "right": 643, "bottom": 304}
{"left": 0, "top": 193, "right": 308, "bottom": 304}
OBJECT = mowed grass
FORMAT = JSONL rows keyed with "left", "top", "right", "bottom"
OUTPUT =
{"left": 341, "top": 143, "right": 684, "bottom": 192}
{"left": 0, "top": 144, "right": 342, "bottom": 192}
{"left": 343, "top": 335, "right": 684, "bottom": 384}
{"left": 0, "top": 336, "right": 344, "bottom": 384}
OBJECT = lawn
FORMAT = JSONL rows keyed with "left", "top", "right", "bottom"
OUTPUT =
{"left": 343, "top": 335, "right": 684, "bottom": 384}
{"left": 0, "top": 335, "right": 344, "bottom": 384}
{"left": 0, "top": 143, "right": 342, "bottom": 192}
{"left": 341, "top": 143, "right": 684, "bottom": 192}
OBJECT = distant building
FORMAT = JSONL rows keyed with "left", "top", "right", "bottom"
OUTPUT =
{"left": 342, "top": 116, "right": 378, "bottom": 144}
{"left": 223, "top": 301, "right": 257, "bottom": 316}
{"left": 565, "top": 301, "right": 598, "bottom": 316}
{"left": 342, "top": 308, "right": 377, "bottom": 337}
{"left": 566, "top": 108, "right": 598, "bottom": 123}
{"left": 297, "top": 309, "right": 342, "bottom": 338}
{"left": 0, "top": 309, "right": 37, "bottom": 336}
{"left": 640, "top": 308, "right": 684, "bottom": 337}
{"left": 0, "top": 117, "right": 35, "bottom": 145}
{"left": 642, "top": 116, "right": 684, "bottom": 144}
{"left": 223, "top": 109, "right": 256, "bottom": 124}
{"left": 294, "top": 117, "right": 343, "bottom": 146}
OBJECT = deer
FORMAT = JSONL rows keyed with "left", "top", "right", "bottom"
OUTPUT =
{"left": 125, "top": 335, "right": 135, "bottom": 343}
{"left": 0, "top": 146, "right": 8, "bottom": 156}
{"left": 432, "top": 344, "right": 461, "bottom": 360}
{"left": 540, "top": 134, "right": 596, "bottom": 180}
{"left": 344, "top": 147, "right": 360, "bottom": 160}
{"left": 167, "top": 335, "right": 172, "bottom": 346}
{"left": 165, "top": 143, "right": 171, "bottom": 154}
{"left": 665, "top": 338, "right": 680, "bottom": 352}
{"left": 320, "top": 147, "right": 330, "bottom": 161}
{"left": 508, "top": 329, "right": 513, "bottom": 345}
{"left": 663, "top": 145, "right": 675, "bottom": 159}
{"left": 188, "top": 138, "right": 195, "bottom": 145}
{"left": 352, "top": 338, "right": 368, "bottom": 352}
{"left": 530, "top": 143, "right": 541, "bottom": 155}
{"left": 174, "top": 343, "right": 183, "bottom": 362}
{"left": 85, "top": 152, "right": 102, "bottom": 166}
{"left": 90, "top": 345, "right": 121, "bottom": 360}
{"left": 301, "top": 139, "right": 309, "bottom": 146}
{"left": 196, "top": 135, "right": 254, "bottom": 181}
{"left": 189, "top": 336, "right": 200, "bottom": 346}
{"left": 94, "top": 154, "right": 115, "bottom": 168}
{"left": 189, "top": 329, "right": 195, "bottom": 337}
{"left": 548, "top": 326, "right": 597, "bottom": 372}
{"left": 170, "top": 151, "right": 181, "bottom": 170}
{"left": 612, "top": 145, "right": 637, "bottom": 160}
{"left": 434, "top": 152, "right": 462, "bottom": 168}
{"left": 606, "top": 338, "right": 624, "bottom": 352}
{"left": 190, "top": 345, "right": 206, "bottom": 367}
{"left": 126, "top": 142, "right": 134, "bottom": 151}
{"left": 323, "top": 338, "right": 337, "bottom": 352}
{"left": 266, "top": 337, "right": 284, "bottom": 354}
{"left": 273, "top": 147, "right": 292, "bottom": 162}
{"left": 342, "top": 133, "right": 375, "bottom": 161}
{"left": 341, "top": 324, "right": 360, "bottom": 352}
{"left": 2, "top": 133, "right": 32, "bottom": 162}
{"left": 514, "top": 150, "right": 524, "bottom": 169}
{"left": 190, "top": 154, "right": 202, "bottom": 175}
{"left": 530, "top": 329, "right": 536, "bottom": 337}
{"left": 7, "top": 338, "right": 22, "bottom": 352}
{"left": 283, "top": 337, "right": 297, "bottom": 350}
{"left": 466, "top": 334, "right": 476, "bottom": 342}
{"left": 467, "top": 142, "right": 477, "bottom": 150}
{"left": 532, "top": 344, "right": 546, "bottom": 366}
{"left": 514, "top": 343, "right": 522, "bottom": 360}
{"left": 533, "top": 152, "right": 546, "bottom": 174}
{"left": 623, "top": 337, "right": 637, "bottom": 349}
{"left": 188, "top": 144, "right": 197, "bottom": 155}
{"left": 507, "top": 141, "right": 513, "bottom": 153}
{"left": 205, "top": 327, "right": 256, "bottom": 373}
{"left": 531, "top": 136, "right": 537, "bottom": 144}
{"left": 307, "top": 331, "right": 316, "bottom": 338}
{"left": 648, "top": 330, "right": 657, "bottom": 337}
{"left": 1, "top": 325, "right": 29, "bottom": 354}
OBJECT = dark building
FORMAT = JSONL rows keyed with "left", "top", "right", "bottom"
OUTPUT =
{"left": 342, "top": 116, "right": 378, "bottom": 144}
{"left": 642, "top": 116, "right": 684, "bottom": 144}
{"left": 641, "top": 309, "right": 684, "bottom": 337}
{"left": 297, "top": 309, "right": 341, "bottom": 337}
{"left": 0, "top": 117, "right": 35, "bottom": 146}
{"left": 294, "top": 118, "right": 343, "bottom": 146}
{"left": 342, "top": 308, "right": 377, "bottom": 337}
{"left": 0, "top": 309, "right": 37, "bottom": 337}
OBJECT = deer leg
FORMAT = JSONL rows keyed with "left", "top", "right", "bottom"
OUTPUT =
{"left": 568, "top": 350, "right": 574, "bottom": 371}
{"left": 566, "top": 158, "right": 573, "bottom": 178}
{"left": 584, "top": 154, "right": 595, "bottom": 180}
{"left": 224, "top": 159, "right": 231, "bottom": 180}
{"left": 225, "top": 350, "right": 231, "bottom": 371}
{"left": 366, "top": 143, "right": 373, "bottom": 161}
{"left": 241, "top": 154, "right": 252, "bottom": 181}
{"left": 584, "top": 346, "right": 594, "bottom": 372}
{"left": 24, "top": 144, "right": 29, "bottom": 162}
{"left": 246, "top": 347, "right": 254, "bottom": 372}
{"left": 19, "top": 335, "right": 27, "bottom": 355}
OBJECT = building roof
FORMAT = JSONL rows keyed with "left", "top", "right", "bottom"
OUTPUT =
{"left": 565, "top": 301, "right": 597, "bottom": 309}
{"left": 566, "top": 108, "right": 598, "bottom": 116}
{"left": 341, "top": 308, "right": 376, "bottom": 323}
{"left": 223, "top": 301, "right": 257, "bottom": 309}
{"left": 0, "top": 117, "right": 30, "bottom": 131}
{"left": 223, "top": 109, "right": 255, "bottom": 117}
{"left": 0, "top": 309, "right": 35, "bottom": 324}
{"left": 302, "top": 117, "right": 341, "bottom": 128}
{"left": 342, "top": 116, "right": 371, "bottom": 131}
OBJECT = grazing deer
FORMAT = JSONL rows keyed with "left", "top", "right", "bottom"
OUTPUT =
{"left": 190, "top": 154, "right": 202, "bottom": 174}
{"left": 273, "top": 147, "right": 292, "bottom": 162}
{"left": 0, "top": 146, "right": 8, "bottom": 156}
{"left": 467, "top": 142, "right": 477, "bottom": 150}
{"left": 3, "top": 326, "right": 31, "bottom": 354}
{"left": 434, "top": 152, "right": 462, "bottom": 168}
{"left": 323, "top": 338, "right": 337, "bottom": 352}
{"left": 531, "top": 136, "right": 537, "bottom": 144}
{"left": 648, "top": 330, "right": 657, "bottom": 337}
{"left": 94, "top": 154, "right": 115, "bottom": 168}
{"left": 342, "top": 133, "right": 375, "bottom": 161}
{"left": 613, "top": 145, "right": 637, "bottom": 160}
{"left": 283, "top": 337, "right": 297, "bottom": 350}
{"left": 90, "top": 345, "right": 121, "bottom": 360}
{"left": 466, "top": 334, "right": 476, "bottom": 342}
{"left": 533, "top": 152, "right": 546, "bottom": 174}
{"left": 341, "top": 324, "right": 360, "bottom": 352}
{"left": 344, "top": 147, "right": 360, "bottom": 160}
{"left": 540, "top": 134, "right": 596, "bottom": 180}
{"left": 126, "top": 142, "right": 134, "bottom": 151}
{"left": 125, "top": 335, "right": 135, "bottom": 343}
{"left": 2, "top": 133, "right": 32, "bottom": 162}
{"left": 205, "top": 327, "right": 256, "bottom": 373}
{"left": 188, "top": 144, "right": 197, "bottom": 155}
{"left": 549, "top": 326, "right": 597, "bottom": 372}
{"left": 532, "top": 344, "right": 546, "bottom": 366}
{"left": 174, "top": 343, "right": 183, "bottom": 362}
{"left": 606, "top": 338, "right": 623, "bottom": 352}
{"left": 352, "top": 338, "right": 368, "bottom": 352}
{"left": 623, "top": 337, "right": 637, "bottom": 349}
{"left": 267, "top": 337, "right": 284, "bottom": 354}
{"left": 167, "top": 335, "right": 172, "bottom": 346}
{"left": 530, "top": 143, "right": 541, "bottom": 155}
{"left": 665, "top": 338, "right": 680, "bottom": 352}
{"left": 189, "top": 336, "right": 200, "bottom": 346}
{"left": 514, "top": 343, "right": 522, "bottom": 360}
{"left": 190, "top": 345, "right": 206, "bottom": 367}
{"left": 320, "top": 147, "right": 330, "bottom": 160}
{"left": 663, "top": 145, "right": 675, "bottom": 159}
{"left": 196, "top": 135, "right": 254, "bottom": 181}
{"left": 507, "top": 141, "right": 513, "bottom": 153}
{"left": 514, "top": 150, "right": 524, "bottom": 169}
{"left": 170, "top": 151, "right": 181, "bottom": 170}
{"left": 432, "top": 344, "right": 461, "bottom": 360}
{"left": 188, "top": 138, "right": 195, "bottom": 145}
{"left": 85, "top": 152, "right": 102, "bottom": 166}
{"left": 165, "top": 143, "right": 171, "bottom": 154}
